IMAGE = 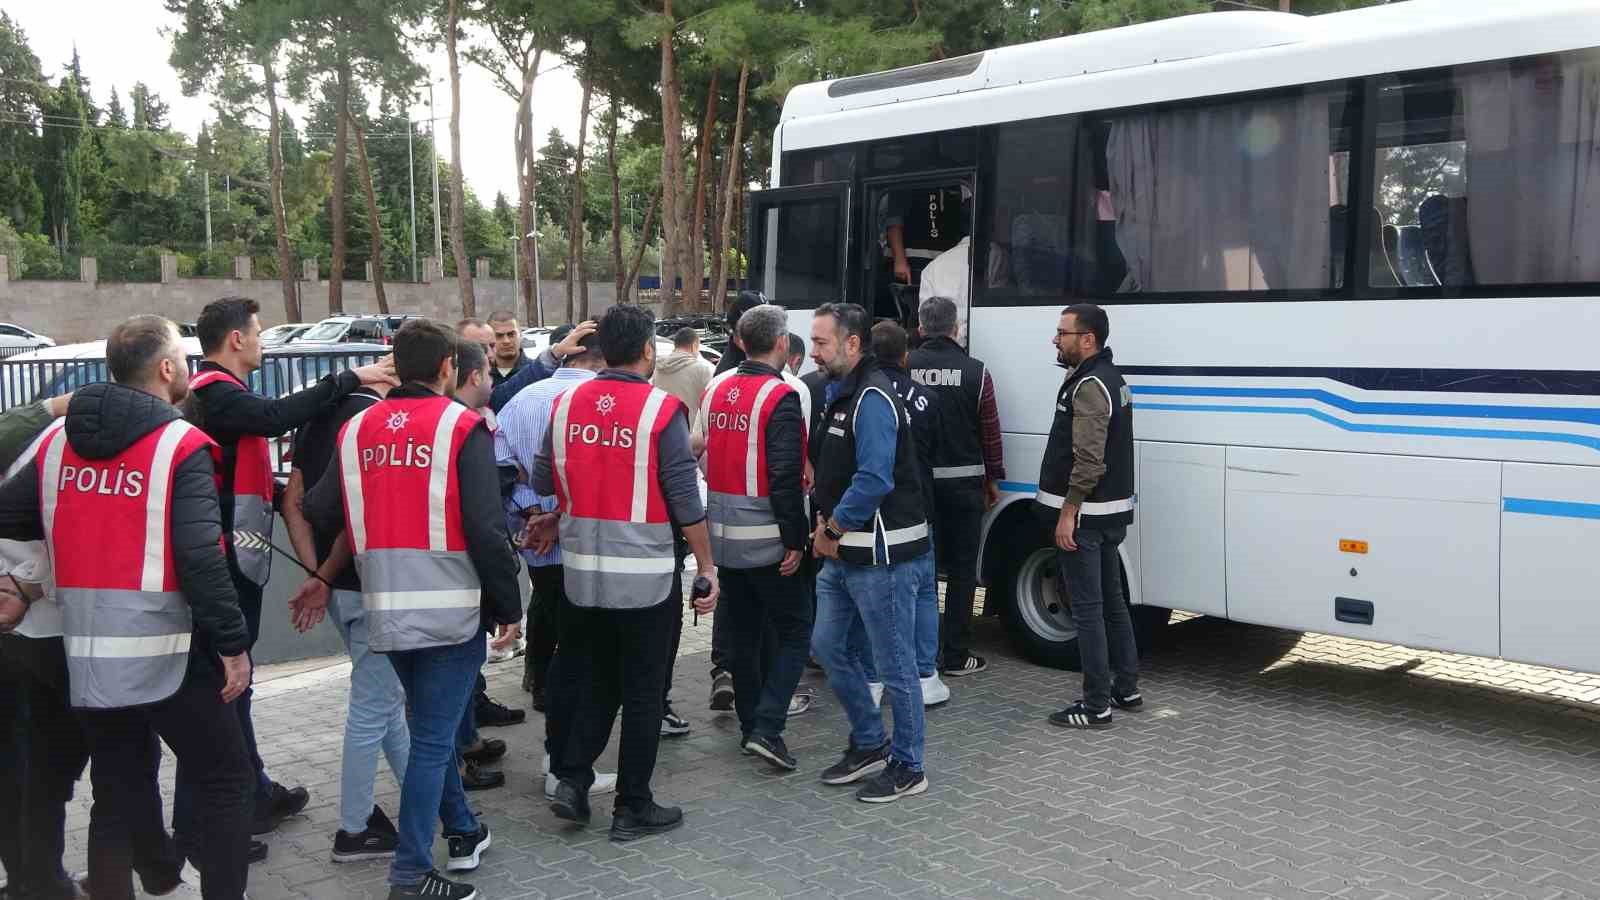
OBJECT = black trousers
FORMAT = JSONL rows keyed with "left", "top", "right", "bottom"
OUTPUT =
{"left": 527, "top": 561, "right": 561, "bottom": 695}
{"left": 79, "top": 661, "right": 253, "bottom": 900}
{"left": 553, "top": 598, "right": 677, "bottom": 812}
{"left": 534, "top": 564, "right": 574, "bottom": 763}
{"left": 720, "top": 563, "right": 814, "bottom": 741}
{"left": 933, "top": 479, "right": 985, "bottom": 662}
{"left": 0, "top": 635, "right": 93, "bottom": 899}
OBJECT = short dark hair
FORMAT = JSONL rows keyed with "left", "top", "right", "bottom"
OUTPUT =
{"left": 455, "top": 338, "right": 488, "bottom": 388}
{"left": 108, "top": 315, "right": 179, "bottom": 384}
{"left": 918, "top": 296, "right": 959, "bottom": 338}
{"left": 871, "top": 320, "right": 908, "bottom": 364}
{"left": 814, "top": 302, "right": 871, "bottom": 347}
{"left": 487, "top": 310, "right": 517, "bottom": 327}
{"left": 1063, "top": 303, "right": 1109, "bottom": 348}
{"left": 456, "top": 317, "right": 486, "bottom": 333}
{"left": 598, "top": 305, "right": 655, "bottom": 367}
{"left": 394, "top": 319, "right": 459, "bottom": 384}
{"left": 787, "top": 332, "right": 804, "bottom": 360}
{"left": 672, "top": 326, "right": 699, "bottom": 349}
{"left": 197, "top": 296, "right": 259, "bottom": 354}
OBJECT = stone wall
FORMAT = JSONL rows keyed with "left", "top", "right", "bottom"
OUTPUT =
{"left": 0, "top": 254, "right": 627, "bottom": 343}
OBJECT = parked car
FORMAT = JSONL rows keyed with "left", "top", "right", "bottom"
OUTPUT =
{"left": 654, "top": 315, "right": 730, "bottom": 353}
{"left": 260, "top": 323, "right": 313, "bottom": 347}
{"left": 291, "top": 314, "right": 417, "bottom": 346}
{"left": 0, "top": 337, "right": 203, "bottom": 409}
{"left": 177, "top": 323, "right": 199, "bottom": 338}
{"left": 0, "top": 323, "right": 55, "bottom": 356}
{"left": 521, "top": 327, "right": 720, "bottom": 368}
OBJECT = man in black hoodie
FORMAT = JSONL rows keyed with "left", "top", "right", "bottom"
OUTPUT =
{"left": 0, "top": 314, "right": 255, "bottom": 899}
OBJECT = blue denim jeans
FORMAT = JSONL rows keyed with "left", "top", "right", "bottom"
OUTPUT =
{"left": 812, "top": 555, "right": 926, "bottom": 772}
{"left": 854, "top": 550, "right": 940, "bottom": 680}
{"left": 385, "top": 636, "right": 484, "bottom": 887}
{"left": 331, "top": 592, "right": 410, "bottom": 835}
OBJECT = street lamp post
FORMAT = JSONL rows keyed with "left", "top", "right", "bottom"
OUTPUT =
{"left": 428, "top": 82, "right": 442, "bottom": 262}
{"left": 527, "top": 229, "right": 544, "bottom": 328}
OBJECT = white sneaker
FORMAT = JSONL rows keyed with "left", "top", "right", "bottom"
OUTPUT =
{"left": 921, "top": 674, "right": 951, "bottom": 707}
{"left": 141, "top": 862, "right": 203, "bottom": 897}
{"left": 868, "top": 681, "right": 884, "bottom": 709}
{"left": 541, "top": 754, "right": 618, "bottom": 798}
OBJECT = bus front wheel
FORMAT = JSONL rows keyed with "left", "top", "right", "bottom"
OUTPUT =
{"left": 997, "top": 541, "right": 1171, "bottom": 671}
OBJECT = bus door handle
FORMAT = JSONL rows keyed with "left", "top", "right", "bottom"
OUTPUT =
{"left": 1335, "top": 597, "right": 1374, "bottom": 626}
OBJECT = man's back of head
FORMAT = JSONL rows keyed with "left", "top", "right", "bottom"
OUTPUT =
{"left": 395, "top": 319, "right": 460, "bottom": 387}
{"left": 917, "top": 296, "right": 960, "bottom": 342}
{"left": 598, "top": 305, "right": 655, "bottom": 369}
{"left": 871, "top": 320, "right": 909, "bottom": 368}
{"left": 109, "top": 314, "right": 184, "bottom": 398}
{"left": 672, "top": 326, "right": 699, "bottom": 353}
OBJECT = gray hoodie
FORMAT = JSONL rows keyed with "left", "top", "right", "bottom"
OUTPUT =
{"left": 653, "top": 349, "right": 714, "bottom": 423}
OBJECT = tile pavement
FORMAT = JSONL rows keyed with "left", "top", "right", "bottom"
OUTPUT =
{"left": 39, "top": 598, "right": 1600, "bottom": 899}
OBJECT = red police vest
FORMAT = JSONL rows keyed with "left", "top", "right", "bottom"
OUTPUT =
{"left": 38, "top": 417, "right": 220, "bottom": 709}
{"left": 551, "top": 378, "right": 681, "bottom": 609}
{"left": 189, "top": 368, "right": 275, "bottom": 585}
{"left": 337, "top": 395, "right": 483, "bottom": 652}
{"left": 703, "top": 371, "right": 799, "bottom": 569}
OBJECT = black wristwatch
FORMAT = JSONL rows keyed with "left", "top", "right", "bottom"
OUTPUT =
{"left": 823, "top": 520, "right": 845, "bottom": 542}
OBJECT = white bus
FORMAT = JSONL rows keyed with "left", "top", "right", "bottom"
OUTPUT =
{"left": 748, "top": 0, "right": 1600, "bottom": 672}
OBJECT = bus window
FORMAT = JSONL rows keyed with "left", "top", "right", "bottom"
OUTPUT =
{"left": 782, "top": 147, "right": 855, "bottom": 187}
{"left": 1372, "top": 50, "right": 1600, "bottom": 289}
{"left": 982, "top": 115, "right": 1083, "bottom": 300}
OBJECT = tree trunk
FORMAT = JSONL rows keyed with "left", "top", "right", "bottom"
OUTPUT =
{"left": 689, "top": 69, "right": 719, "bottom": 313}
{"left": 608, "top": 96, "right": 624, "bottom": 300}
{"left": 708, "top": 145, "right": 725, "bottom": 308}
{"left": 515, "top": 48, "right": 542, "bottom": 326}
{"left": 568, "top": 57, "right": 593, "bottom": 324}
{"left": 658, "top": 0, "right": 685, "bottom": 316}
{"left": 446, "top": 0, "right": 474, "bottom": 317}
{"left": 329, "top": 58, "right": 351, "bottom": 314}
{"left": 263, "top": 54, "right": 300, "bottom": 323}
{"left": 350, "top": 113, "right": 388, "bottom": 314}
{"left": 625, "top": 186, "right": 661, "bottom": 300}
{"left": 710, "top": 62, "right": 749, "bottom": 316}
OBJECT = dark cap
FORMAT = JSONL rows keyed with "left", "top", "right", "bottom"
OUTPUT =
{"left": 727, "top": 290, "right": 767, "bottom": 327}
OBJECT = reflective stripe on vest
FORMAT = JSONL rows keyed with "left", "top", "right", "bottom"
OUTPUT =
{"left": 839, "top": 520, "right": 928, "bottom": 550}
{"left": 932, "top": 464, "right": 986, "bottom": 480}
{"left": 552, "top": 381, "right": 680, "bottom": 608}
{"left": 40, "top": 418, "right": 214, "bottom": 709}
{"left": 703, "top": 373, "right": 795, "bottom": 569}
{"left": 338, "top": 396, "right": 482, "bottom": 652}
{"left": 190, "top": 368, "right": 275, "bottom": 585}
{"left": 1034, "top": 490, "right": 1135, "bottom": 518}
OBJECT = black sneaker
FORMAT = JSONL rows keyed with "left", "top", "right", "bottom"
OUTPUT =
{"left": 660, "top": 705, "right": 690, "bottom": 737}
{"left": 1110, "top": 691, "right": 1144, "bottom": 711}
{"left": 709, "top": 669, "right": 734, "bottom": 711}
{"left": 387, "top": 870, "right": 477, "bottom": 900}
{"left": 609, "top": 801, "right": 683, "bottom": 842}
{"left": 251, "top": 782, "right": 310, "bottom": 834}
{"left": 1048, "top": 701, "right": 1113, "bottom": 729}
{"left": 461, "top": 762, "right": 504, "bottom": 791}
{"left": 530, "top": 686, "right": 546, "bottom": 712}
{"left": 367, "top": 805, "right": 399, "bottom": 835}
{"left": 461, "top": 738, "right": 506, "bottom": 764}
{"left": 332, "top": 823, "right": 398, "bottom": 863}
{"left": 445, "top": 825, "right": 490, "bottom": 872}
{"left": 941, "top": 653, "right": 988, "bottom": 678}
{"left": 744, "top": 734, "right": 798, "bottom": 771}
{"left": 549, "top": 779, "right": 591, "bottom": 824}
{"left": 248, "top": 839, "right": 268, "bottom": 864}
{"left": 820, "top": 741, "right": 891, "bottom": 785}
{"left": 475, "top": 697, "right": 526, "bottom": 728}
{"left": 855, "top": 760, "right": 929, "bottom": 803}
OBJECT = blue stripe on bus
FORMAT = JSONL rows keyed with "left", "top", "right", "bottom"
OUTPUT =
{"left": 998, "top": 481, "right": 1039, "bottom": 494}
{"left": 1130, "top": 385, "right": 1600, "bottom": 427}
{"left": 1134, "top": 402, "right": 1600, "bottom": 452}
{"left": 1503, "top": 498, "right": 1600, "bottom": 520}
{"left": 1120, "top": 365, "right": 1600, "bottom": 398}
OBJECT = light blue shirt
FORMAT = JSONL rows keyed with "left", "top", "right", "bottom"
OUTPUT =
{"left": 494, "top": 367, "right": 597, "bottom": 566}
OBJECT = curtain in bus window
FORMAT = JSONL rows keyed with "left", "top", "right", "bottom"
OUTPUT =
{"left": 1106, "top": 91, "right": 1332, "bottom": 293}
{"left": 1460, "top": 53, "right": 1600, "bottom": 285}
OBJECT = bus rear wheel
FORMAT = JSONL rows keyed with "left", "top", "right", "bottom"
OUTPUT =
{"left": 998, "top": 541, "right": 1171, "bottom": 671}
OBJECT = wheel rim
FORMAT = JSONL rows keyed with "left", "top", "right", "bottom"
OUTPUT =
{"left": 1014, "top": 547, "right": 1078, "bottom": 644}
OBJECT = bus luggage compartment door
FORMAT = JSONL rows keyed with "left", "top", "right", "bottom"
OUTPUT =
{"left": 1501, "top": 462, "right": 1600, "bottom": 673}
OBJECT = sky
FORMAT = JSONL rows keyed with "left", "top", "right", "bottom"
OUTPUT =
{"left": 4, "top": 0, "right": 588, "bottom": 207}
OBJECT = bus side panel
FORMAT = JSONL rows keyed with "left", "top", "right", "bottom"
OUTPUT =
{"left": 1224, "top": 447, "right": 1501, "bottom": 657}
{"left": 1138, "top": 441, "right": 1226, "bottom": 618}
{"left": 1501, "top": 463, "right": 1600, "bottom": 673}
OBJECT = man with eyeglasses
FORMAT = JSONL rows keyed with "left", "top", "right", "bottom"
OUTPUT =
{"left": 1038, "top": 304, "right": 1142, "bottom": 730}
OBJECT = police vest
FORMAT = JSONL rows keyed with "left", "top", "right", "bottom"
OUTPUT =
{"left": 1037, "top": 348, "right": 1136, "bottom": 530}
{"left": 909, "top": 336, "right": 988, "bottom": 483}
{"left": 889, "top": 186, "right": 965, "bottom": 262}
{"left": 337, "top": 395, "right": 483, "bottom": 652}
{"left": 552, "top": 379, "right": 683, "bottom": 609}
{"left": 189, "top": 368, "right": 275, "bottom": 585}
{"left": 810, "top": 359, "right": 931, "bottom": 567}
{"left": 38, "top": 417, "right": 219, "bottom": 709}
{"left": 703, "top": 372, "right": 798, "bottom": 569}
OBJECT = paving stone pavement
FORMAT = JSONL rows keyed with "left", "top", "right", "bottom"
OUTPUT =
{"left": 44, "top": 599, "right": 1600, "bottom": 900}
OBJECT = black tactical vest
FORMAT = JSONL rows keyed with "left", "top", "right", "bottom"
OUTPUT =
{"left": 1037, "top": 348, "right": 1135, "bottom": 530}
{"left": 908, "top": 336, "right": 986, "bottom": 484}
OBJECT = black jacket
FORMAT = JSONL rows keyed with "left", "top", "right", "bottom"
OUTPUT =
{"left": 714, "top": 344, "right": 748, "bottom": 377}
{"left": 302, "top": 383, "right": 525, "bottom": 632}
{"left": 0, "top": 382, "right": 250, "bottom": 659}
{"left": 736, "top": 361, "right": 809, "bottom": 551}
{"left": 880, "top": 363, "right": 941, "bottom": 513}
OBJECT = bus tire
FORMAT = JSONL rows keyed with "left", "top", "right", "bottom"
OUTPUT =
{"left": 996, "top": 537, "right": 1172, "bottom": 671}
